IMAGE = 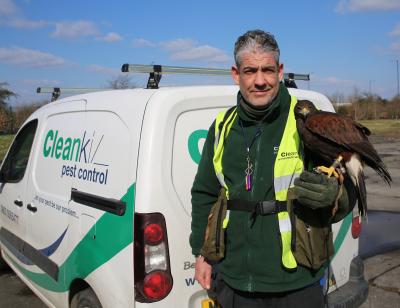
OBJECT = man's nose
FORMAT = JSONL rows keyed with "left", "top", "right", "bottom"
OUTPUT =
{"left": 254, "top": 71, "right": 266, "bottom": 87}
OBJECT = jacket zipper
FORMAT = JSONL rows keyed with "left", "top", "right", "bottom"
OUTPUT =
{"left": 246, "top": 216, "right": 253, "bottom": 292}
{"left": 246, "top": 133, "right": 263, "bottom": 291}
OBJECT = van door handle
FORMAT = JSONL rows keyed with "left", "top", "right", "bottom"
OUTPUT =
{"left": 14, "top": 199, "right": 23, "bottom": 207}
{"left": 27, "top": 204, "right": 37, "bottom": 213}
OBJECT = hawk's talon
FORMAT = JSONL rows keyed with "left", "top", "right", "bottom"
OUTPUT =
{"left": 316, "top": 165, "right": 340, "bottom": 179}
{"left": 315, "top": 155, "right": 344, "bottom": 181}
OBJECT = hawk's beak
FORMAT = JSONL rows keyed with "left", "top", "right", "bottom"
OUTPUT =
{"left": 300, "top": 107, "right": 310, "bottom": 117}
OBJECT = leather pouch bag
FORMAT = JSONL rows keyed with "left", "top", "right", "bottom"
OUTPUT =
{"left": 200, "top": 188, "right": 227, "bottom": 262}
{"left": 288, "top": 198, "right": 334, "bottom": 271}
{"left": 292, "top": 215, "right": 334, "bottom": 270}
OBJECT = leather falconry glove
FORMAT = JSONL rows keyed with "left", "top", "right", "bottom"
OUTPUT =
{"left": 293, "top": 171, "right": 339, "bottom": 209}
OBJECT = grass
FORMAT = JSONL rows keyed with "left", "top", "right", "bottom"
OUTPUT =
{"left": 358, "top": 119, "right": 400, "bottom": 139}
{"left": 0, "top": 135, "right": 14, "bottom": 161}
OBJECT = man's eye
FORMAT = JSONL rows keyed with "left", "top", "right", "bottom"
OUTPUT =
{"left": 263, "top": 68, "right": 275, "bottom": 73}
{"left": 243, "top": 69, "right": 256, "bottom": 74}
{"left": 263, "top": 67, "right": 278, "bottom": 73}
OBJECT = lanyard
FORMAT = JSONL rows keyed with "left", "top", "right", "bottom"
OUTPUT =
{"left": 239, "top": 119, "right": 263, "bottom": 191}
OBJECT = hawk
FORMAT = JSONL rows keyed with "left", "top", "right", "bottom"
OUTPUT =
{"left": 294, "top": 100, "right": 392, "bottom": 216}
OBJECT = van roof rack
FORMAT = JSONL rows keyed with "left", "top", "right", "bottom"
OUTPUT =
{"left": 37, "top": 87, "right": 109, "bottom": 102}
{"left": 121, "top": 64, "right": 310, "bottom": 89}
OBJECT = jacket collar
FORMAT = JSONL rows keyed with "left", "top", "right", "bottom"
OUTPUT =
{"left": 237, "top": 83, "right": 290, "bottom": 124}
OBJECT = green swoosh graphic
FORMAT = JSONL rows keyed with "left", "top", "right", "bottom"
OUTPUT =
{"left": 188, "top": 129, "right": 208, "bottom": 164}
{"left": 10, "top": 184, "right": 351, "bottom": 292}
{"left": 333, "top": 213, "right": 352, "bottom": 255}
{"left": 10, "top": 184, "right": 135, "bottom": 292}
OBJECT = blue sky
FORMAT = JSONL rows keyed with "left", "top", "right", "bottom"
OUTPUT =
{"left": 1, "top": 0, "right": 400, "bottom": 105}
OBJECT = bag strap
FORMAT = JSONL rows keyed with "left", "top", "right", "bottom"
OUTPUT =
{"left": 218, "top": 105, "right": 237, "bottom": 130}
{"left": 217, "top": 105, "right": 237, "bottom": 144}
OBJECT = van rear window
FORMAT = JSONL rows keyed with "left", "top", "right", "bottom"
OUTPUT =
{"left": 1, "top": 120, "right": 38, "bottom": 182}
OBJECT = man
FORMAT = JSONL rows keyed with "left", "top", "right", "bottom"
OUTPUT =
{"left": 190, "top": 30, "right": 355, "bottom": 307}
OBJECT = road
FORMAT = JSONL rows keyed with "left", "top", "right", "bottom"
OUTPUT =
{"left": 358, "top": 137, "right": 400, "bottom": 307}
{"left": 359, "top": 211, "right": 400, "bottom": 259}
{"left": 0, "top": 266, "right": 46, "bottom": 308}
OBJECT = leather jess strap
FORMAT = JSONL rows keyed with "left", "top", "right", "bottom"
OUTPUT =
{"left": 227, "top": 199, "right": 287, "bottom": 216}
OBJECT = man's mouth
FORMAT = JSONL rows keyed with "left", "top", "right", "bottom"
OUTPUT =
{"left": 252, "top": 87, "right": 272, "bottom": 94}
{"left": 252, "top": 89, "right": 270, "bottom": 95}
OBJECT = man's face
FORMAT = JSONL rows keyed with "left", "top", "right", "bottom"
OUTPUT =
{"left": 231, "top": 50, "right": 283, "bottom": 107}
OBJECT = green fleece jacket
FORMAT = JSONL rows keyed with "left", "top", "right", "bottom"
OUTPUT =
{"left": 190, "top": 84, "right": 325, "bottom": 293}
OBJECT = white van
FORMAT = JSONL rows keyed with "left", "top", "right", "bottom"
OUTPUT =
{"left": 0, "top": 65, "right": 367, "bottom": 307}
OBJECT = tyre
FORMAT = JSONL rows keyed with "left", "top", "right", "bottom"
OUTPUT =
{"left": 0, "top": 251, "right": 10, "bottom": 270}
{"left": 71, "top": 287, "right": 102, "bottom": 308}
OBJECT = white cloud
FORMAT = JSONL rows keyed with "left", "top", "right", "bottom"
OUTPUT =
{"left": 161, "top": 38, "right": 230, "bottom": 63}
{"left": 0, "top": 47, "right": 69, "bottom": 68}
{"left": 389, "top": 24, "right": 400, "bottom": 37}
{"left": 6, "top": 18, "right": 48, "bottom": 29}
{"left": 160, "top": 38, "right": 197, "bottom": 51}
{"left": 312, "top": 75, "right": 355, "bottom": 86}
{"left": 87, "top": 64, "right": 119, "bottom": 75}
{"left": 51, "top": 21, "right": 99, "bottom": 39}
{"left": 324, "top": 76, "right": 353, "bottom": 85}
{"left": 170, "top": 44, "right": 230, "bottom": 62}
{"left": 336, "top": 0, "right": 400, "bottom": 13}
{"left": 0, "top": 0, "right": 49, "bottom": 30}
{"left": 97, "top": 32, "right": 123, "bottom": 42}
{"left": 133, "top": 37, "right": 230, "bottom": 63}
{"left": 133, "top": 38, "right": 156, "bottom": 48}
{"left": 22, "top": 79, "right": 60, "bottom": 86}
{"left": 0, "top": 0, "right": 18, "bottom": 15}
{"left": 391, "top": 42, "right": 400, "bottom": 51}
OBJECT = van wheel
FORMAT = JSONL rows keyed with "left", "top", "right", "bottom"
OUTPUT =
{"left": 0, "top": 258, "right": 8, "bottom": 270}
{"left": 71, "top": 288, "right": 102, "bottom": 308}
{"left": 0, "top": 252, "right": 9, "bottom": 270}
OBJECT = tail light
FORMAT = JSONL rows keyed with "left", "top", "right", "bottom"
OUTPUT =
{"left": 134, "top": 213, "right": 173, "bottom": 302}
{"left": 351, "top": 214, "right": 362, "bottom": 239}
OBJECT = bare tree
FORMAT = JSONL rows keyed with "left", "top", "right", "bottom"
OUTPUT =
{"left": 107, "top": 75, "right": 136, "bottom": 89}
{"left": 0, "top": 82, "right": 17, "bottom": 108}
{"left": 13, "top": 100, "right": 47, "bottom": 130}
{"left": 329, "top": 91, "right": 346, "bottom": 112}
{"left": 349, "top": 87, "right": 361, "bottom": 121}
{"left": 0, "top": 83, "right": 18, "bottom": 133}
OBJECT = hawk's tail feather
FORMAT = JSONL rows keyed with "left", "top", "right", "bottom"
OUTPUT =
{"left": 350, "top": 142, "right": 392, "bottom": 185}
{"left": 356, "top": 170, "right": 367, "bottom": 216}
{"left": 376, "top": 161, "right": 392, "bottom": 185}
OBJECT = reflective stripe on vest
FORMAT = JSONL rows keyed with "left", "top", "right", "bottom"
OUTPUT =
{"left": 212, "top": 95, "right": 303, "bottom": 270}
{"left": 213, "top": 109, "right": 238, "bottom": 194}
{"left": 214, "top": 109, "right": 237, "bottom": 228}
{"left": 274, "top": 96, "right": 303, "bottom": 200}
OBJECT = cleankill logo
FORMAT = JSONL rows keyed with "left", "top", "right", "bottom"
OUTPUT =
{"left": 43, "top": 130, "right": 108, "bottom": 185}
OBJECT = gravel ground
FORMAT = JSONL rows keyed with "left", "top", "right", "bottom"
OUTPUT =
{"left": 360, "top": 136, "right": 400, "bottom": 307}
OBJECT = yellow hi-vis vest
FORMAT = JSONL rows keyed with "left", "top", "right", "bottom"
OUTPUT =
{"left": 213, "top": 95, "right": 303, "bottom": 270}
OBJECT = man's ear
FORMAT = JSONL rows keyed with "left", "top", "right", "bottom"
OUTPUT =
{"left": 278, "top": 63, "right": 284, "bottom": 82}
{"left": 231, "top": 65, "right": 240, "bottom": 85}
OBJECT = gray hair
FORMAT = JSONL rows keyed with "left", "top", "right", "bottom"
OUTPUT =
{"left": 234, "top": 29, "right": 280, "bottom": 67}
